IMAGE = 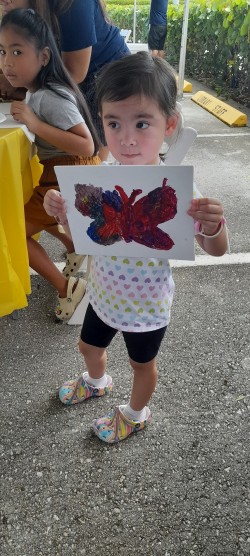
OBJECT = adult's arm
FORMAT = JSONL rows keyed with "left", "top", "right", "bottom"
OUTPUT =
{"left": 61, "top": 47, "right": 92, "bottom": 84}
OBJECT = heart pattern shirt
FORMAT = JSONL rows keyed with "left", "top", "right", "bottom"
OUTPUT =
{"left": 87, "top": 255, "right": 175, "bottom": 332}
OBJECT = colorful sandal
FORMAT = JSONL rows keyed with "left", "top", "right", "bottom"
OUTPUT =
{"left": 58, "top": 372, "right": 113, "bottom": 405}
{"left": 93, "top": 406, "right": 151, "bottom": 443}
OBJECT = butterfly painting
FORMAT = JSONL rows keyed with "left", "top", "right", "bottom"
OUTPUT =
{"left": 55, "top": 164, "right": 194, "bottom": 261}
{"left": 74, "top": 178, "right": 177, "bottom": 250}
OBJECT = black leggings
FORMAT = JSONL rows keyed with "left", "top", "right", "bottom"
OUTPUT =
{"left": 80, "top": 304, "right": 167, "bottom": 364}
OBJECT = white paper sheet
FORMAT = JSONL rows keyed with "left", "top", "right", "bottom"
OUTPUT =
{"left": 55, "top": 165, "right": 195, "bottom": 261}
{"left": 0, "top": 111, "right": 35, "bottom": 143}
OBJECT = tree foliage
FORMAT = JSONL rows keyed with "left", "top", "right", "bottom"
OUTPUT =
{"left": 107, "top": 0, "right": 250, "bottom": 104}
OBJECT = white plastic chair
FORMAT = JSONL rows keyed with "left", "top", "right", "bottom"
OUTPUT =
{"left": 120, "top": 29, "right": 132, "bottom": 43}
{"left": 163, "top": 102, "right": 197, "bottom": 165}
{"left": 128, "top": 43, "right": 149, "bottom": 54}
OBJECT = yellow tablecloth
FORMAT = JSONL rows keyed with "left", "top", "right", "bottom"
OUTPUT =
{"left": 0, "top": 128, "right": 42, "bottom": 317}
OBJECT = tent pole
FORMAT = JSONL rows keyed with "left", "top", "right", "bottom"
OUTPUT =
{"left": 177, "top": 0, "right": 190, "bottom": 99}
{"left": 133, "top": 0, "right": 137, "bottom": 42}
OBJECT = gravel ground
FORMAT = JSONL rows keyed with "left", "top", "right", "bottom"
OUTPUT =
{"left": 1, "top": 264, "right": 249, "bottom": 556}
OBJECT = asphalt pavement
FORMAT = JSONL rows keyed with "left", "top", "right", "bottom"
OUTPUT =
{"left": 0, "top": 79, "right": 250, "bottom": 556}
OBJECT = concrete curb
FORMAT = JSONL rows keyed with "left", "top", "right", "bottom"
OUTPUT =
{"left": 176, "top": 77, "right": 192, "bottom": 93}
{"left": 183, "top": 79, "right": 192, "bottom": 93}
{"left": 191, "top": 90, "right": 247, "bottom": 126}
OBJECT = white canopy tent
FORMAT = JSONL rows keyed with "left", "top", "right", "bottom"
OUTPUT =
{"left": 131, "top": 0, "right": 190, "bottom": 98}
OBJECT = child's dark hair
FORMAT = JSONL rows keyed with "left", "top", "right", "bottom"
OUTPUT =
{"left": 0, "top": 8, "right": 100, "bottom": 154}
{"left": 96, "top": 51, "right": 177, "bottom": 118}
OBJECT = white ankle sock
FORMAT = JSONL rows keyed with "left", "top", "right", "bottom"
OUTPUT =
{"left": 120, "top": 403, "right": 147, "bottom": 422}
{"left": 84, "top": 373, "right": 108, "bottom": 388}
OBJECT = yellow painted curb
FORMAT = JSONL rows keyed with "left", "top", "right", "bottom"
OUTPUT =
{"left": 176, "top": 77, "right": 192, "bottom": 93}
{"left": 183, "top": 80, "right": 192, "bottom": 93}
{"left": 192, "top": 91, "right": 247, "bottom": 127}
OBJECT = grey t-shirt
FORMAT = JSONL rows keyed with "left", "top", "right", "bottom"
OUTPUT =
{"left": 27, "top": 86, "right": 84, "bottom": 160}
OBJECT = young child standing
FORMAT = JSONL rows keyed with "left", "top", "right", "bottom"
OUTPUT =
{"left": 0, "top": 8, "right": 101, "bottom": 320}
{"left": 44, "top": 52, "right": 228, "bottom": 443}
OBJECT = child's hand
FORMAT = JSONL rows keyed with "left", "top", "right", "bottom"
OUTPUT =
{"left": 187, "top": 197, "right": 224, "bottom": 235}
{"left": 11, "top": 101, "right": 40, "bottom": 132}
{"left": 43, "top": 190, "right": 68, "bottom": 224}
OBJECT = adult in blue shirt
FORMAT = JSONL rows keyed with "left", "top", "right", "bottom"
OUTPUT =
{"left": 0, "top": 0, "right": 130, "bottom": 159}
{"left": 148, "top": 0, "right": 168, "bottom": 59}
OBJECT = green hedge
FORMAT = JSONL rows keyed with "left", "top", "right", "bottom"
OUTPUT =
{"left": 106, "top": 0, "right": 250, "bottom": 104}
{"left": 108, "top": 0, "right": 149, "bottom": 5}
